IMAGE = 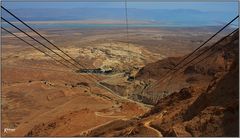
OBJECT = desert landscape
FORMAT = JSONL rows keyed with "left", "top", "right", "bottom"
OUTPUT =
{"left": 1, "top": 1, "right": 239, "bottom": 137}
{"left": 2, "top": 25, "right": 238, "bottom": 137}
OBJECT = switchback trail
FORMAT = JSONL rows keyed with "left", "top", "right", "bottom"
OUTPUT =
{"left": 142, "top": 112, "right": 165, "bottom": 137}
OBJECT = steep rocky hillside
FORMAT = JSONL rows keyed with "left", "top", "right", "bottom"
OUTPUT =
{"left": 82, "top": 30, "right": 239, "bottom": 137}
{"left": 133, "top": 30, "right": 239, "bottom": 104}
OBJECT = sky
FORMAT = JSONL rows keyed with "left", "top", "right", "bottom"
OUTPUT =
{"left": 3, "top": 1, "right": 238, "bottom": 13}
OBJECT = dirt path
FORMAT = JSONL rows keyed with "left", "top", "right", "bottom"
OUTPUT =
{"left": 143, "top": 121, "right": 163, "bottom": 137}
{"left": 95, "top": 112, "right": 126, "bottom": 119}
{"left": 79, "top": 108, "right": 128, "bottom": 136}
{"left": 79, "top": 111, "right": 165, "bottom": 137}
{"left": 142, "top": 111, "right": 165, "bottom": 137}
{"left": 78, "top": 119, "right": 123, "bottom": 136}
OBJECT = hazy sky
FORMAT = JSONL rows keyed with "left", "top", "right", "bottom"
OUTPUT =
{"left": 3, "top": 1, "right": 238, "bottom": 13}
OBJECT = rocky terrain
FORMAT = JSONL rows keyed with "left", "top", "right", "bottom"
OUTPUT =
{"left": 1, "top": 27, "right": 237, "bottom": 137}
{"left": 80, "top": 30, "right": 239, "bottom": 137}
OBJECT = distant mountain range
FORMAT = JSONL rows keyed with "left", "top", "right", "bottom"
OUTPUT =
{"left": 2, "top": 8, "right": 237, "bottom": 27}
